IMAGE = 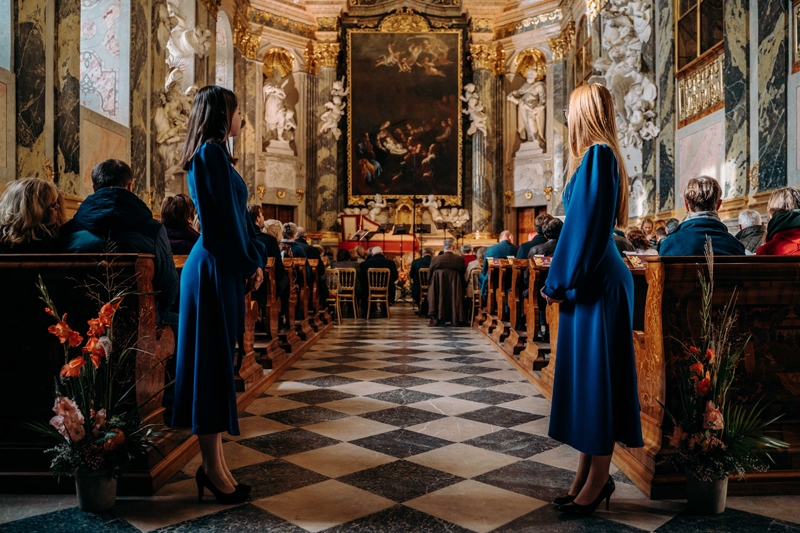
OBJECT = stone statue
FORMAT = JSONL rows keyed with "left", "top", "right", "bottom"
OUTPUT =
{"left": 165, "top": 0, "right": 211, "bottom": 69}
{"left": 451, "top": 208, "right": 470, "bottom": 228}
{"left": 155, "top": 69, "right": 195, "bottom": 187}
{"left": 460, "top": 83, "right": 487, "bottom": 137}
{"left": 367, "top": 193, "right": 388, "bottom": 221}
{"left": 507, "top": 69, "right": 547, "bottom": 149}
{"left": 263, "top": 69, "right": 296, "bottom": 146}
{"left": 593, "top": 0, "right": 659, "bottom": 149}
{"left": 422, "top": 194, "right": 444, "bottom": 223}
{"left": 320, "top": 77, "right": 349, "bottom": 140}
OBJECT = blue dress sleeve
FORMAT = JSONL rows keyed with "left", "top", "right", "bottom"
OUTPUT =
{"left": 543, "top": 144, "right": 619, "bottom": 301}
{"left": 190, "top": 143, "right": 264, "bottom": 277}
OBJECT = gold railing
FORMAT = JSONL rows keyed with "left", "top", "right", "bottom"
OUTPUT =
{"left": 677, "top": 48, "right": 724, "bottom": 127}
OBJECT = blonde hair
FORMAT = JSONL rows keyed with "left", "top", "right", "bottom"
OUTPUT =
{"left": 566, "top": 84, "right": 629, "bottom": 228}
{"left": 0, "top": 178, "right": 66, "bottom": 246}
{"left": 640, "top": 217, "right": 655, "bottom": 235}
{"left": 263, "top": 218, "right": 282, "bottom": 238}
{"left": 766, "top": 187, "right": 800, "bottom": 218}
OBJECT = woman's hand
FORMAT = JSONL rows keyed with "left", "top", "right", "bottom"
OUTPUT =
{"left": 246, "top": 268, "right": 264, "bottom": 292}
{"left": 540, "top": 287, "right": 563, "bottom": 306}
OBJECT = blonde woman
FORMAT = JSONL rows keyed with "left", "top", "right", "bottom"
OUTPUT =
{"left": 540, "top": 84, "right": 643, "bottom": 515}
{"left": 0, "top": 178, "right": 65, "bottom": 253}
{"left": 756, "top": 186, "right": 800, "bottom": 255}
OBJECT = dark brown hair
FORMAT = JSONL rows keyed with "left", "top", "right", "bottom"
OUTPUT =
{"left": 534, "top": 212, "right": 554, "bottom": 234}
{"left": 179, "top": 86, "right": 239, "bottom": 170}
{"left": 684, "top": 176, "right": 721, "bottom": 212}
{"left": 247, "top": 204, "right": 263, "bottom": 226}
{"left": 161, "top": 194, "right": 196, "bottom": 228}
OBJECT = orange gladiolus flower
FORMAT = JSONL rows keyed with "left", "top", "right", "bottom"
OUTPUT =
{"left": 83, "top": 337, "right": 105, "bottom": 368}
{"left": 98, "top": 300, "right": 121, "bottom": 327}
{"left": 44, "top": 307, "right": 56, "bottom": 317}
{"left": 87, "top": 318, "right": 105, "bottom": 337}
{"left": 689, "top": 362, "right": 704, "bottom": 376}
{"left": 48, "top": 319, "right": 83, "bottom": 347}
{"left": 705, "top": 349, "right": 715, "bottom": 363}
{"left": 689, "top": 346, "right": 700, "bottom": 355}
{"left": 60, "top": 356, "right": 87, "bottom": 377}
{"left": 696, "top": 376, "right": 711, "bottom": 397}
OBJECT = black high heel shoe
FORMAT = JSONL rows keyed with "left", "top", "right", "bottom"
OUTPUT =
{"left": 196, "top": 467, "right": 249, "bottom": 504}
{"left": 559, "top": 477, "right": 615, "bottom": 516}
{"left": 236, "top": 482, "right": 252, "bottom": 494}
{"left": 553, "top": 493, "right": 576, "bottom": 506}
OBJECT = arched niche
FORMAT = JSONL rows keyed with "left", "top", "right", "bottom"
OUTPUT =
{"left": 215, "top": 11, "right": 234, "bottom": 90}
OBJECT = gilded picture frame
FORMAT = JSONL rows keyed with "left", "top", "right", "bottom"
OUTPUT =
{"left": 346, "top": 11, "right": 463, "bottom": 207}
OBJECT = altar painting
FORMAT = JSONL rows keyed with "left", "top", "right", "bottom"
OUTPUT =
{"left": 348, "top": 30, "right": 462, "bottom": 206}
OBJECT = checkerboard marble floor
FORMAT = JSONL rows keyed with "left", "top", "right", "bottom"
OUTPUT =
{"left": 2, "top": 306, "right": 799, "bottom": 532}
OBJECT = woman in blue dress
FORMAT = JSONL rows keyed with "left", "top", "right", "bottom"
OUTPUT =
{"left": 540, "top": 84, "right": 644, "bottom": 515}
{"left": 172, "top": 86, "right": 265, "bottom": 504}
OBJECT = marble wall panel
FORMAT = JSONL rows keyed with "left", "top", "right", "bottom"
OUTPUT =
{"left": 797, "top": 85, "right": 800, "bottom": 171}
{"left": 244, "top": 58, "right": 258, "bottom": 199}
{"left": 757, "top": 0, "right": 788, "bottom": 191}
{"left": 14, "top": 0, "right": 48, "bottom": 179}
{"left": 54, "top": 0, "right": 80, "bottom": 194}
{"left": 655, "top": 0, "right": 675, "bottom": 212}
{"left": 0, "top": 81, "right": 6, "bottom": 170}
{"left": 80, "top": 111, "right": 130, "bottom": 190}
{"left": 314, "top": 67, "right": 339, "bottom": 231}
{"left": 129, "top": 0, "right": 149, "bottom": 202}
{"left": 0, "top": 0, "right": 11, "bottom": 71}
{"left": 149, "top": 0, "right": 168, "bottom": 203}
{"left": 471, "top": 69, "right": 495, "bottom": 235}
{"left": 724, "top": 0, "right": 750, "bottom": 198}
{"left": 677, "top": 119, "right": 724, "bottom": 200}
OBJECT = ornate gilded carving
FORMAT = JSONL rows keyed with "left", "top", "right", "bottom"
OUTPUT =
{"left": 233, "top": 16, "right": 259, "bottom": 60}
{"left": 44, "top": 159, "right": 54, "bottom": 182}
{"left": 305, "top": 42, "right": 341, "bottom": 74}
{"left": 317, "top": 17, "right": 339, "bottom": 32}
{"left": 247, "top": 7, "right": 316, "bottom": 39}
{"left": 543, "top": 186, "right": 553, "bottom": 201}
{"left": 588, "top": 0, "right": 609, "bottom": 21}
{"left": 514, "top": 48, "right": 546, "bottom": 79}
{"left": 257, "top": 185, "right": 266, "bottom": 200}
{"left": 262, "top": 47, "right": 295, "bottom": 78}
{"left": 470, "top": 43, "right": 504, "bottom": 75}
{"left": 379, "top": 8, "right": 431, "bottom": 33}
{"left": 470, "top": 18, "right": 492, "bottom": 33}
{"left": 547, "top": 21, "right": 575, "bottom": 62}
{"left": 494, "top": 8, "right": 562, "bottom": 39}
{"left": 276, "top": 188, "right": 286, "bottom": 199}
{"left": 640, "top": 261, "right": 666, "bottom": 453}
{"left": 296, "top": 189, "right": 305, "bottom": 203}
{"left": 677, "top": 50, "right": 725, "bottom": 124}
{"left": 199, "top": 0, "right": 220, "bottom": 17}
{"left": 749, "top": 161, "right": 759, "bottom": 192}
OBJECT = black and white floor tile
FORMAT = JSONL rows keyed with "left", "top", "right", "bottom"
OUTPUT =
{"left": 2, "top": 306, "right": 799, "bottom": 532}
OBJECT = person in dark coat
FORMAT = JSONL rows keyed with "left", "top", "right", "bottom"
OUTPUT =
{"left": 427, "top": 239, "right": 466, "bottom": 326}
{"left": 410, "top": 247, "right": 433, "bottom": 312}
{"left": 735, "top": 209, "right": 765, "bottom": 254}
{"left": 480, "top": 230, "right": 518, "bottom": 298}
{"left": 247, "top": 205, "right": 289, "bottom": 328}
{"left": 360, "top": 246, "right": 398, "bottom": 314}
{"left": 659, "top": 176, "right": 745, "bottom": 256}
{"left": 162, "top": 194, "right": 200, "bottom": 255}
{"left": 280, "top": 222, "right": 306, "bottom": 259}
{"left": 540, "top": 85, "right": 643, "bottom": 516}
{"left": 528, "top": 218, "right": 563, "bottom": 257}
{"left": 517, "top": 213, "right": 553, "bottom": 259}
{"left": 171, "top": 87, "right": 264, "bottom": 503}
{"left": 0, "top": 178, "right": 65, "bottom": 254}
{"left": 296, "top": 226, "right": 329, "bottom": 302}
{"left": 59, "top": 159, "right": 179, "bottom": 325}
{"left": 613, "top": 228, "right": 635, "bottom": 255}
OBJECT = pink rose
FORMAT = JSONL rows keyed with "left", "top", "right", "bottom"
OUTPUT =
{"left": 703, "top": 401, "right": 724, "bottom": 430}
{"left": 668, "top": 425, "right": 688, "bottom": 447}
{"left": 50, "top": 397, "right": 86, "bottom": 442}
{"left": 92, "top": 408, "right": 107, "bottom": 436}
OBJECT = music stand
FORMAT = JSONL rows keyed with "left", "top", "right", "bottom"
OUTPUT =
{"left": 376, "top": 224, "right": 392, "bottom": 252}
{"left": 449, "top": 226, "right": 466, "bottom": 248}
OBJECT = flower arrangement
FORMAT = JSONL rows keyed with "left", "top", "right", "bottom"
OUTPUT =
{"left": 29, "top": 271, "right": 166, "bottom": 479}
{"left": 396, "top": 268, "right": 412, "bottom": 297}
{"left": 659, "top": 239, "right": 788, "bottom": 482}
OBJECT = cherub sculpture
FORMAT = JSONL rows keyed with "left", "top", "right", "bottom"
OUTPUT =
{"left": 460, "top": 83, "right": 488, "bottom": 137}
{"left": 320, "top": 77, "right": 349, "bottom": 140}
{"left": 368, "top": 193, "right": 387, "bottom": 221}
{"left": 422, "top": 194, "right": 444, "bottom": 223}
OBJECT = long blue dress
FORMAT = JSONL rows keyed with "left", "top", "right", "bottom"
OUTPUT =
{"left": 542, "top": 144, "right": 644, "bottom": 456}
{"left": 172, "top": 142, "right": 265, "bottom": 436}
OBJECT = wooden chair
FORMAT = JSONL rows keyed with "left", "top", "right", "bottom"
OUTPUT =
{"left": 470, "top": 268, "right": 481, "bottom": 325}
{"left": 366, "top": 268, "right": 391, "bottom": 319}
{"left": 337, "top": 268, "right": 358, "bottom": 319}
{"left": 418, "top": 267, "right": 430, "bottom": 313}
{"left": 325, "top": 268, "right": 340, "bottom": 325}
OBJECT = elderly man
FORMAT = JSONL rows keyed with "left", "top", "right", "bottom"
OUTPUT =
{"left": 427, "top": 239, "right": 466, "bottom": 326}
{"left": 735, "top": 209, "right": 765, "bottom": 254}
{"left": 360, "top": 245, "right": 398, "bottom": 315}
{"left": 659, "top": 176, "right": 745, "bottom": 256}
{"left": 480, "top": 230, "right": 518, "bottom": 298}
{"left": 410, "top": 247, "right": 434, "bottom": 314}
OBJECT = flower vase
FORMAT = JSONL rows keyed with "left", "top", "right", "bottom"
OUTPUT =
{"left": 685, "top": 471, "right": 728, "bottom": 515}
{"left": 74, "top": 469, "right": 117, "bottom": 513}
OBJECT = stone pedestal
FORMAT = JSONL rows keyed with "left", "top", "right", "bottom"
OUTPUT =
{"left": 266, "top": 140, "right": 295, "bottom": 157}
{"left": 257, "top": 151, "right": 299, "bottom": 203}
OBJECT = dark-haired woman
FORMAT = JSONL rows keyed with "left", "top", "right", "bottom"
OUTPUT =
{"left": 171, "top": 86, "right": 265, "bottom": 504}
{"left": 161, "top": 194, "right": 200, "bottom": 255}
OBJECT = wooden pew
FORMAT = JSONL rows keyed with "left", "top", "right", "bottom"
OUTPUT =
{"left": 279, "top": 257, "right": 302, "bottom": 351}
{"left": 480, "top": 259, "right": 501, "bottom": 334}
{"left": 0, "top": 254, "right": 175, "bottom": 494}
{"left": 260, "top": 257, "right": 288, "bottom": 367}
{"left": 503, "top": 259, "right": 529, "bottom": 355}
{"left": 292, "top": 258, "right": 314, "bottom": 340}
{"left": 491, "top": 259, "right": 513, "bottom": 345}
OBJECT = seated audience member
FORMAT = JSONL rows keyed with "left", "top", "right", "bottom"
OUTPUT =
{"left": 461, "top": 243, "right": 476, "bottom": 267}
{"left": 60, "top": 159, "right": 178, "bottom": 323}
{"left": 280, "top": 222, "right": 306, "bottom": 259}
{"left": 736, "top": 209, "right": 766, "bottom": 254}
{"left": 427, "top": 239, "right": 466, "bottom": 326}
{"left": 756, "top": 187, "right": 800, "bottom": 256}
{"left": 517, "top": 213, "right": 553, "bottom": 258}
{"left": 626, "top": 227, "right": 658, "bottom": 255}
{"left": 0, "top": 178, "right": 65, "bottom": 253}
{"left": 528, "top": 218, "right": 564, "bottom": 257}
{"left": 162, "top": 194, "right": 200, "bottom": 255}
{"left": 481, "top": 230, "right": 518, "bottom": 297}
{"left": 247, "top": 207, "right": 287, "bottom": 290}
{"left": 665, "top": 218, "right": 680, "bottom": 235}
{"left": 613, "top": 228, "right": 635, "bottom": 255}
{"left": 262, "top": 218, "right": 290, "bottom": 327}
{"left": 360, "top": 245, "right": 398, "bottom": 312}
{"left": 655, "top": 227, "right": 667, "bottom": 243}
{"left": 353, "top": 245, "right": 366, "bottom": 263}
{"left": 659, "top": 176, "right": 745, "bottom": 256}
{"left": 465, "top": 246, "right": 485, "bottom": 301}
{"left": 333, "top": 248, "right": 360, "bottom": 270}
{"left": 640, "top": 216, "right": 656, "bottom": 246}
{"left": 296, "top": 227, "right": 329, "bottom": 301}
{"left": 410, "top": 247, "right": 434, "bottom": 312}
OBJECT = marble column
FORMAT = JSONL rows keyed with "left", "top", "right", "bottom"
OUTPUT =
{"left": 641, "top": 7, "right": 657, "bottom": 215}
{"left": 150, "top": 0, "right": 169, "bottom": 203}
{"left": 551, "top": 61, "right": 567, "bottom": 215}
{"left": 294, "top": 71, "right": 316, "bottom": 228}
{"left": 14, "top": 0, "right": 49, "bottom": 179}
{"left": 313, "top": 66, "right": 339, "bottom": 231}
{"left": 655, "top": 0, "right": 675, "bottom": 212}
{"left": 130, "top": 0, "right": 150, "bottom": 202}
{"left": 471, "top": 67, "right": 500, "bottom": 235}
{"left": 757, "top": 0, "right": 788, "bottom": 191}
{"left": 233, "top": 52, "right": 258, "bottom": 198}
{"left": 53, "top": 0, "right": 81, "bottom": 194}
{"left": 723, "top": 0, "right": 750, "bottom": 198}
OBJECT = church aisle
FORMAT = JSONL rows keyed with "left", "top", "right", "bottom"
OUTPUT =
{"left": 1, "top": 306, "right": 799, "bottom": 532}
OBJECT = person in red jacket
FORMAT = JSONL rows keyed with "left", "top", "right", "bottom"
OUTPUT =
{"left": 757, "top": 187, "right": 800, "bottom": 256}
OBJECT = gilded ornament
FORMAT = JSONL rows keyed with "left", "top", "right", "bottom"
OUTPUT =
{"left": 317, "top": 17, "right": 339, "bottom": 32}
{"left": 514, "top": 48, "right": 546, "bottom": 79}
{"left": 200, "top": 0, "right": 220, "bottom": 17}
{"left": 494, "top": 8, "right": 562, "bottom": 39}
{"left": 677, "top": 51, "right": 725, "bottom": 124}
{"left": 379, "top": 8, "right": 430, "bottom": 33}
{"left": 749, "top": 161, "right": 759, "bottom": 192}
{"left": 470, "top": 44, "right": 504, "bottom": 75}
{"left": 309, "top": 42, "right": 340, "bottom": 73}
{"left": 296, "top": 189, "right": 305, "bottom": 203}
{"left": 470, "top": 18, "right": 492, "bottom": 33}
{"left": 233, "top": 16, "right": 259, "bottom": 60}
{"left": 276, "top": 188, "right": 286, "bottom": 199}
{"left": 262, "top": 47, "right": 294, "bottom": 78}
{"left": 543, "top": 186, "right": 553, "bottom": 201}
{"left": 547, "top": 21, "right": 575, "bottom": 62}
{"left": 257, "top": 185, "right": 266, "bottom": 200}
{"left": 504, "top": 190, "right": 514, "bottom": 205}
{"left": 524, "top": 190, "right": 533, "bottom": 200}
{"left": 44, "top": 159, "right": 54, "bottom": 182}
{"left": 247, "top": 7, "right": 315, "bottom": 39}
{"left": 588, "top": 0, "right": 610, "bottom": 21}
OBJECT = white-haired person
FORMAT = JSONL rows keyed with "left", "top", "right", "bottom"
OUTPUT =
{"left": 734, "top": 209, "right": 765, "bottom": 254}
{"left": 0, "top": 178, "right": 66, "bottom": 253}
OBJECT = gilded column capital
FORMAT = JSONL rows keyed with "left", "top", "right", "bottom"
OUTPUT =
{"left": 305, "top": 42, "right": 341, "bottom": 74}
{"left": 200, "top": 0, "right": 221, "bottom": 17}
{"left": 469, "top": 43, "right": 504, "bottom": 75}
{"left": 233, "top": 16, "right": 259, "bottom": 60}
{"left": 547, "top": 21, "right": 575, "bottom": 62}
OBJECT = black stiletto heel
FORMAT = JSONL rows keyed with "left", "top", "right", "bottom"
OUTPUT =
{"left": 559, "top": 477, "right": 615, "bottom": 516}
{"left": 553, "top": 493, "right": 576, "bottom": 506}
{"left": 195, "top": 467, "right": 249, "bottom": 504}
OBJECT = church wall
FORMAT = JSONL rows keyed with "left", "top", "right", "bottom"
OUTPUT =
{"left": 675, "top": 110, "right": 725, "bottom": 208}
